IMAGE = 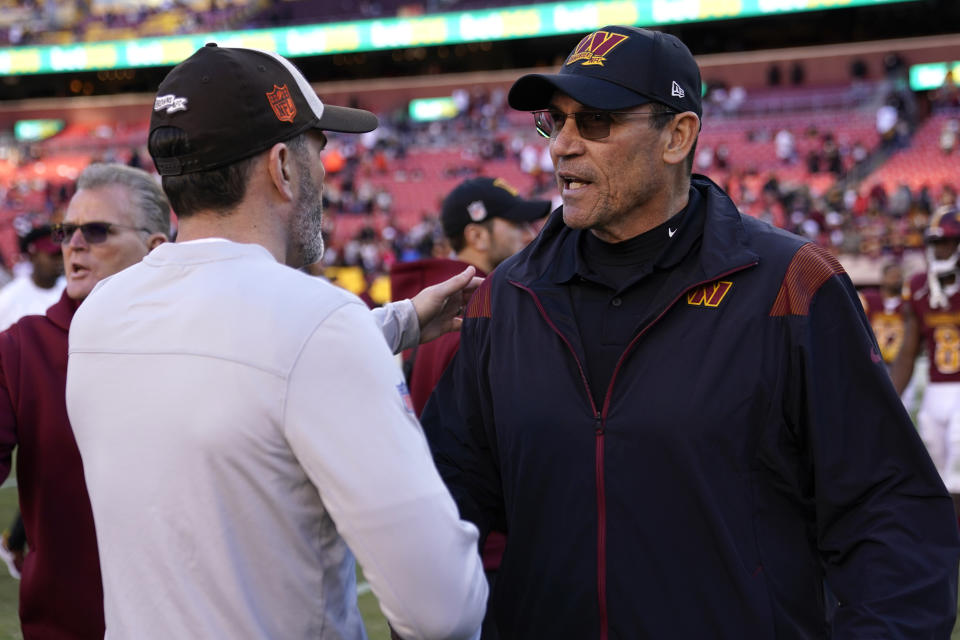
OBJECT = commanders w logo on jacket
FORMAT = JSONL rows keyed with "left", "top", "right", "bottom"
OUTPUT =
{"left": 566, "top": 30, "right": 628, "bottom": 67}
{"left": 687, "top": 281, "right": 733, "bottom": 307}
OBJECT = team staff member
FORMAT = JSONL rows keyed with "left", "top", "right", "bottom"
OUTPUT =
{"left": 66, "top": 45, "right": 486, "bottom": 640}
{"left": 892, "top": 207, "right": 960, "bottom": 516}
{"left": 0, "top": 163, "right": 170, "bottom": 639}
{"left": 391, "top": 176, "right": 549, "bottom": 415}
{"left": 422, "top": 25, "right": 959, "bottom": 638}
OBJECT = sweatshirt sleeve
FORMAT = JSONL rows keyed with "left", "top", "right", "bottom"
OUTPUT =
{"left": 790, "top": 264, "right": 960, "bottom": 635}
{"left": 371, "top": 299, "right": 420, "bottom": 355}
{"left": 284, "top": 300, "right": 486, "bottom": 640}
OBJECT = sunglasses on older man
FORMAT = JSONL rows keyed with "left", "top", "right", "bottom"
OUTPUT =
{"left": 533, "top": 109, "right": 676, "bottom": 141}
{"left": 51, "top": 222, "right": 151, "bottom": 245}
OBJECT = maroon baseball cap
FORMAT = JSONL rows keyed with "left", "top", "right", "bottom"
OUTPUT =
{"left": 19, "top": 225, "right": 60, "bottom": 256}
{"left": 149, "top": 44, "right": 379, "bottom": 176}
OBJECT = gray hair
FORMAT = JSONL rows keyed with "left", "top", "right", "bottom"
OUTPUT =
{"left": 76, "top": 163, "right": 171, "bottom": 238}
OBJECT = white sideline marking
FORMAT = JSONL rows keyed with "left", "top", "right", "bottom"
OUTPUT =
{"left": 357, "top": 581, "right": 372, "bottom": 596}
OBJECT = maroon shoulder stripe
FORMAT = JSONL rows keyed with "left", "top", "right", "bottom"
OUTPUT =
{"left": 769, "top": 243, "right": 844, "bottom": 317}
{"left": 465, "top": 278, "right": 493, "bottom": 319}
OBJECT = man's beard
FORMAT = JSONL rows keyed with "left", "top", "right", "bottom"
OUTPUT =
{"left": 291, "top": 160, "right": 325, "bottom": 267}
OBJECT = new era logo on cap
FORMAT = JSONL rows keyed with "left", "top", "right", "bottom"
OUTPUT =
{"left": 671, "top": 81, "right": 685, "bottom": 98}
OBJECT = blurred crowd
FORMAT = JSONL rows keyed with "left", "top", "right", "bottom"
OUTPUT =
{"left": 2, "top": 56, "right": 959, "bottom": 297}
{"left": 0, "top": 0, "right": 532, "bottom": 46}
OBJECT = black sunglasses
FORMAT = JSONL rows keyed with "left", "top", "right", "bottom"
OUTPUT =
{"left": 51, "top": 222, "right": 151, "bottom": 245}
{"left": 533, "top": 109, "right": 676, "bottom": 141}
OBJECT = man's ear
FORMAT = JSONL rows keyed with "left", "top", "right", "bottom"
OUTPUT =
{"left": 266, "top": 141, "right": 296, "bottom": 202}
{"left": 147, "top": 233, "right": 167, "bottom": 251}
{"left": 464, "top": 223, "right": 490, "bottom": 252}
{"left": 663, "top": 112, "right": 700, "bottom": 167}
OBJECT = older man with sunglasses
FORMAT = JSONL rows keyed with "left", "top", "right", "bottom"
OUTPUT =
{"left": 0, "top": 161, "right": 478, "bottom": 639}
{"left": 422, "top": 25, "right": 960, "bottom": 638}
{"left": 0, "top": 163, "right": 169, "bottom": 639}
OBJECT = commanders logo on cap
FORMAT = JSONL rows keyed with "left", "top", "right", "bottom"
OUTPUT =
{"left": 266, "top": 84, "right": 297, "bottom": 123}
{"left": 566, "top": 30, "right": 628, "bottom": 67}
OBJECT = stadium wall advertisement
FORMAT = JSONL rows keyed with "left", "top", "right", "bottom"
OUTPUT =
{"left": 0, "top": 0, "right": 921, "bottom": 76}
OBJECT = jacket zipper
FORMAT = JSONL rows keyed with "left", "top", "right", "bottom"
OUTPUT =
{"left": 512, "top": 262, "right": 756, "bottom": 639}
{"left": 509, "top": 281, "right": 610, "bottom": 636}
{"left": 594, "top": 414, "right": 607, "bottom": 640}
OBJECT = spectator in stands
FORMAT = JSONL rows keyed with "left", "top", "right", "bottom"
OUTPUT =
{"left": 877, "top": 100, "right": 900, "bottom": 148}
{"left": 850, "top": 57, "right": 868, "bottom": 81}
{"left": 821, "top": 133, "right": 843, "bottom": 176}
{"left": 889, "top": 183, "right": 913, "bottom": 218}
{"left": 883, "top": 51, "right": 907, "bottom": 80}
{"left": 422, "top": 24, "right": 960, "bottom": 638}
{"left": 850, "top": 140, "right": 868, "bottom": 168}
{"left": 766, "top": 62, "right": 782, "bottom": 86}
{"left": 775, "top": 127, "right": 796, "bottom": 164}
{"left": 695, "top": 145, "right": 714, "bottom": 172}
{"left": 940, "top": 118, "right": 958, "bottom": 155}
{"left": 66, "top": 45, "right": 487, "bottom": 640}
{"left": 714, "top": 142, "right": 730, "bottom": 170}
{"left": 805, "top": 147, "right": 822, "bottom": 174}
{"left": 790, "top": 60, "right": 806, "bottom": 85}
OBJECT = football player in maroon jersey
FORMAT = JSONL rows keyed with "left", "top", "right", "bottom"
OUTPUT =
{"left": 893, "top": 206, "right": 960, "bottom": 514}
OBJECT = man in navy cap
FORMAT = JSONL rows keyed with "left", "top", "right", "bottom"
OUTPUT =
{"left": 392, "top": 176, "right": 550, "bottom": 415}
{"left": 422, "top": 25, "right": 959, "bottom": 638}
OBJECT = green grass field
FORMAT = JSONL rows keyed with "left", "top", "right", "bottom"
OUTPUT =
{"left": 0, "top": 478, "right": 20, "bottom": 640}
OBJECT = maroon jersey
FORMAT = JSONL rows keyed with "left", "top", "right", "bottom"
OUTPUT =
{"left": 860, "top": 288, "right": 906, "bottom": 364}
{"left": 906, "top": 271, "right": 960, "bottom": 382}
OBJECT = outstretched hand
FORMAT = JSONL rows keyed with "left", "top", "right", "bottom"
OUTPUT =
{"left": 410, "top": 265, "right": 483, "bottom": 344}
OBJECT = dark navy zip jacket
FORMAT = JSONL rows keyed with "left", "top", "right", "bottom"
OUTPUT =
{"left": 422, "top": 176, "right": 960, "bottom": 639}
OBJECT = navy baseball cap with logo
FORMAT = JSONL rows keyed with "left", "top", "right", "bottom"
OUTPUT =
{"left": 441, "top": 177, "right": 551, "bottom": 239}
{"left": 508, "top": 25, "right": 702, "bottom": 117}
{"left": 149, "top": 43, "right": 379, "bottom": 176}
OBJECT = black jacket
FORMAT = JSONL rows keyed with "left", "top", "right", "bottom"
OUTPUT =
{"left": 422, "top": 176, "right": 960, "bottom": 639}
